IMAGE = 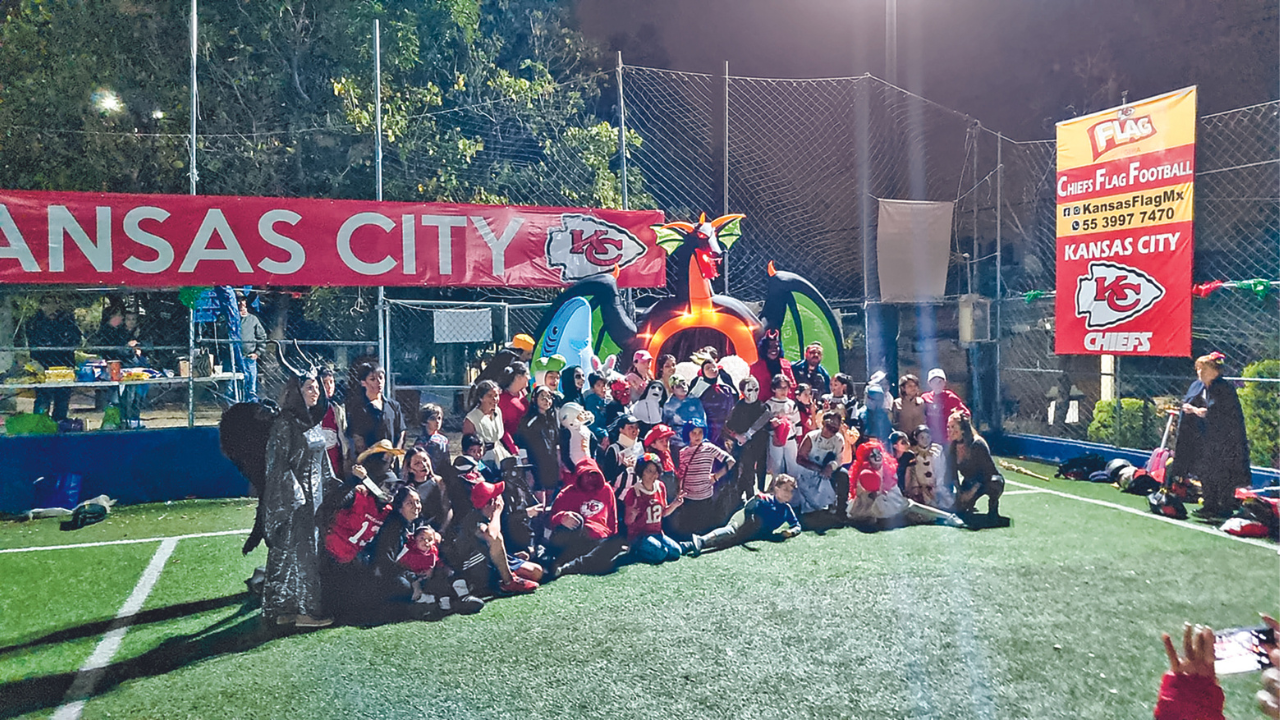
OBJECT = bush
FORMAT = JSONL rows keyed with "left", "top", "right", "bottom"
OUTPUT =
{"left": 1087, "top": 398, "right": 1163, "bottom": 450}
{"left": 1241, "top": 359, "right": 1280, "bottom": 468}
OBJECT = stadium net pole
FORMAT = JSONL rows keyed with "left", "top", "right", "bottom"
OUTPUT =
{"left": 723, "top": 60, "right": 730, "bottom": 295}
{"left": 186, "top": 0, "right": 198, "bottom": 427}
{"left": 617, "top": 52, "right": 634, "bottom": 318}
{"left": 374, "top": 20, "right": 390, "bottom": 385}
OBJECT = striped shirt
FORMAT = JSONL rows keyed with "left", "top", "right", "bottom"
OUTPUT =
{"left": 677, "top": 442, "right": 733, "bottom": 501}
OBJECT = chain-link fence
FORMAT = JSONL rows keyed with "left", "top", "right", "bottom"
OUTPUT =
{"left": 996, "top": 106, "right": 1280, "bottom": 466}
{"left": 2, "top": 37, "right": 1277, "bottom": 465}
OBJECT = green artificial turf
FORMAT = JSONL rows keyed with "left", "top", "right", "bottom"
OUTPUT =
{"left": 0, "top": 498, "right": 256, "bottom": 551}
{"left": 0, "top": 462, "right": 1276, "bottom": 720}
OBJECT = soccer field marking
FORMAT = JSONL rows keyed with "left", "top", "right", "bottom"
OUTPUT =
{"left": 0, "top": 528, "right": 250, "bottom": 554}
{"left": 1004, "top": 478, "right": 1280, "bottom": 553}
{"left": 1001, "top": 489, "right": 1045, "bottom": 496}
{"left": 51, "top": 536, "right": 179, "bottom": 720}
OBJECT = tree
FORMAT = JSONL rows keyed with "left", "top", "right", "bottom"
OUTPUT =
{"left": 0, "top": 0, "right": 648, "bottom": 208}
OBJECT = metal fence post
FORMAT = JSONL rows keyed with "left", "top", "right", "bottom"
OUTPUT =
{"left": 722, "top": 59, "right": 730, "bottom": 295}
{"left": 995, "top": 131, "right": 1003, "bottom": 429}
{"left": 187, "top": 305, "right": 195, "bottom": 427}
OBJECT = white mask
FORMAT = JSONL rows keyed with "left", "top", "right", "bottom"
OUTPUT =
{"left": 743, "top": 380, "right": 759, "bottom": 404}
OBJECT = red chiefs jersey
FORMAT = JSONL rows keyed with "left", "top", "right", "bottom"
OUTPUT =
{"left": 623, "top": 482, "right": 668, "bottom": 539}
{"left": 325, "top": 491, "right": 390, "bottom": 563}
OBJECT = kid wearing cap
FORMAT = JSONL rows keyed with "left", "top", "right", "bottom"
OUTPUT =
{"left": 625, "top": 349, "right": 654, "bottom": 402}
{"left": 922, "top": 368, "right": 969, "bottom": 442}
{"left": 444, "top": 478, "right": 541, "bottom": 596}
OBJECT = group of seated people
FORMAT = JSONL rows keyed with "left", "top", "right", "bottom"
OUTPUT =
{"left": 306, "top": 331, "right": 1009, "bottom": 626}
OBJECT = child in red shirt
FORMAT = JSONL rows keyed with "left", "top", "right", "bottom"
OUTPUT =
{"left": 396, "top": 524, "right": 444, "bottom": 602}
{"left": 623, "top": 454, "right": 685, "bottom": 564}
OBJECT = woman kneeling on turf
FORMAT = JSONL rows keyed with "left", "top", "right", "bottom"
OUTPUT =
{"left": 944, "top": 410, "right": 1009, "bottom": 527}
{"left": 685, "top": 474, "right": 802, "bottom": 555}
{"left": 622, "top": 454, "right": 685, "bottom": 564}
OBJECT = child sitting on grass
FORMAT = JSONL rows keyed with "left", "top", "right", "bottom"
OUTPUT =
{"left": 396, "top": 523, "right": 469, "bottom": 617}
{"left": 622, "top": 454, "right": 685, "bottom": 564}
{"left": 684, "top": 474, "right": 802, "bottom": 555}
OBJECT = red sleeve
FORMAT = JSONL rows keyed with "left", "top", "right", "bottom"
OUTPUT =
{"left": 1153, "top": 672, "right": 1225, "bottom": 720}
{"left": 549, "top": 488, "right": 576, "bottom": 526}
{"left": 947, "top": 392, "right": 970, "bottom": 418}
{"left": 603, "top": 488, "right": 618, "bottom": 535}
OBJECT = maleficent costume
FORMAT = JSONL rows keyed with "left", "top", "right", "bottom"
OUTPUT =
{"left": 1168, "top": 374, "right": 1251, "bottom": 516}
{"left": 260, "top": 345, "right": 340, "bottom": 623}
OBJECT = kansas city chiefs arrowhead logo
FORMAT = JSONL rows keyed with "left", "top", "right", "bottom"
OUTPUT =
{"left": 1074, "top": 261, "right": 1164, "bottom": 329}
{"left": 546, "top": 214, "right": 646, "bottom": 282}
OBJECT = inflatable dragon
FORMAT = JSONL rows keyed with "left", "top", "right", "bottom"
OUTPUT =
{"left": 531, "top": 213, "right": 843, "bottom": 379}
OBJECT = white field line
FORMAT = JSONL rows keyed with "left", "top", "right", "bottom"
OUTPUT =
{"left": 0, "top": 528, "right": 249, "bottom": 554}
{"left": 1001, "top": 489, "right": 1045, "bottom": 496}
{"left": 51, "top": 537, "right": 179, "bottom": 720}
{"left": 1004, "top": 478, "right": 1280, "bottom": 553}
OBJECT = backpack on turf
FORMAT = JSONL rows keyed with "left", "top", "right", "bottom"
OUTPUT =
{"left": 1055, "top": 453, "right": 1105, "bottom": 481}
{"left": 1148, "top": 487, "right": 1187, "bottom": 519}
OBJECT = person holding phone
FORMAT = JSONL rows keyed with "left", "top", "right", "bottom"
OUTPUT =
{"left": 1154, "top": 615, "right": 1280, "bottom": 719}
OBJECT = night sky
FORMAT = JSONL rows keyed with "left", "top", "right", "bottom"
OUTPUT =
{"left": 577, "top": 0, "right": 1279, "bottom": 140}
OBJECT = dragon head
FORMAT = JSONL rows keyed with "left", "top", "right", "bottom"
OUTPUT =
{"left": 653, "top": 212, "right": 746, "bottom": 284}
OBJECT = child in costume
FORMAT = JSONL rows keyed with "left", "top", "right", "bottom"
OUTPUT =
{"left": 558, "top": 402, "right": 596, "bottom": 484}
{"left": 725, "top": 376, "right": 771, "bottom": 497}
{"left": 663, "top": 376, "right": 705, "bottom": 459}
{"left": 765, "top": 373, "right": 802, "bottom": 478}
{"left": 906, "top": 424, "right": 950, "bottom": 509}
{"left": 622, "top": 454, "right": 685, "bottom": 564}
{"left": 673, "top": 418, "right": 736, "bottom": 536}
{"left": 685, "top": 474, "right": 802, "bottom": 555}
{"left": 632, "top": 379, "right": 668, "bottom": 434}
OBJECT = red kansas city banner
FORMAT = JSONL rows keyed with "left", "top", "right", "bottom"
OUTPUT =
{"left": 1054, "top": 87, "right": 1196, "bottom": 357}
{"left": 0, "top": 190, "right": 666, "bottom": 288}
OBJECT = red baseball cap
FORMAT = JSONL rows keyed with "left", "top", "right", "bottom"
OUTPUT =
{"left": 644, "top": 424, "right": 676, "bottom": 445}
{"left": 470, "top": 480, "right": 505, "bottom": 509}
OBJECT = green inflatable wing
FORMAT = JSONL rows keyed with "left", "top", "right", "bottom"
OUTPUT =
{"left": 760, "top": 264, "right": 843, "bottom": 378}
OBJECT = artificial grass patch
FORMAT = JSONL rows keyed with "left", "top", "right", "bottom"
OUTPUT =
{"left": 0, "top": 498, "right": 256, "bottom": 551}
{"left": 0, "top": 463, "right": 1275, "bottom": 720}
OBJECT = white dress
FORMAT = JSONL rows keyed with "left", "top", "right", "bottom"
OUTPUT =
{"left": 793, "top": 429, "right": 842, "bottom": 513}
{"left": 466, "top": 407, "right": 511, "bottom": 464}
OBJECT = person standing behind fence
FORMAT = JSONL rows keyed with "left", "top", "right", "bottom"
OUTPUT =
{"left": 1168, "top": 352, "right": 1252, "bottom": 520}
{"left": 27, "top": 295, "right": 81, "bottom": 423}
{"left": 238, "top": 296, "right": 268, "bottom": 402}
